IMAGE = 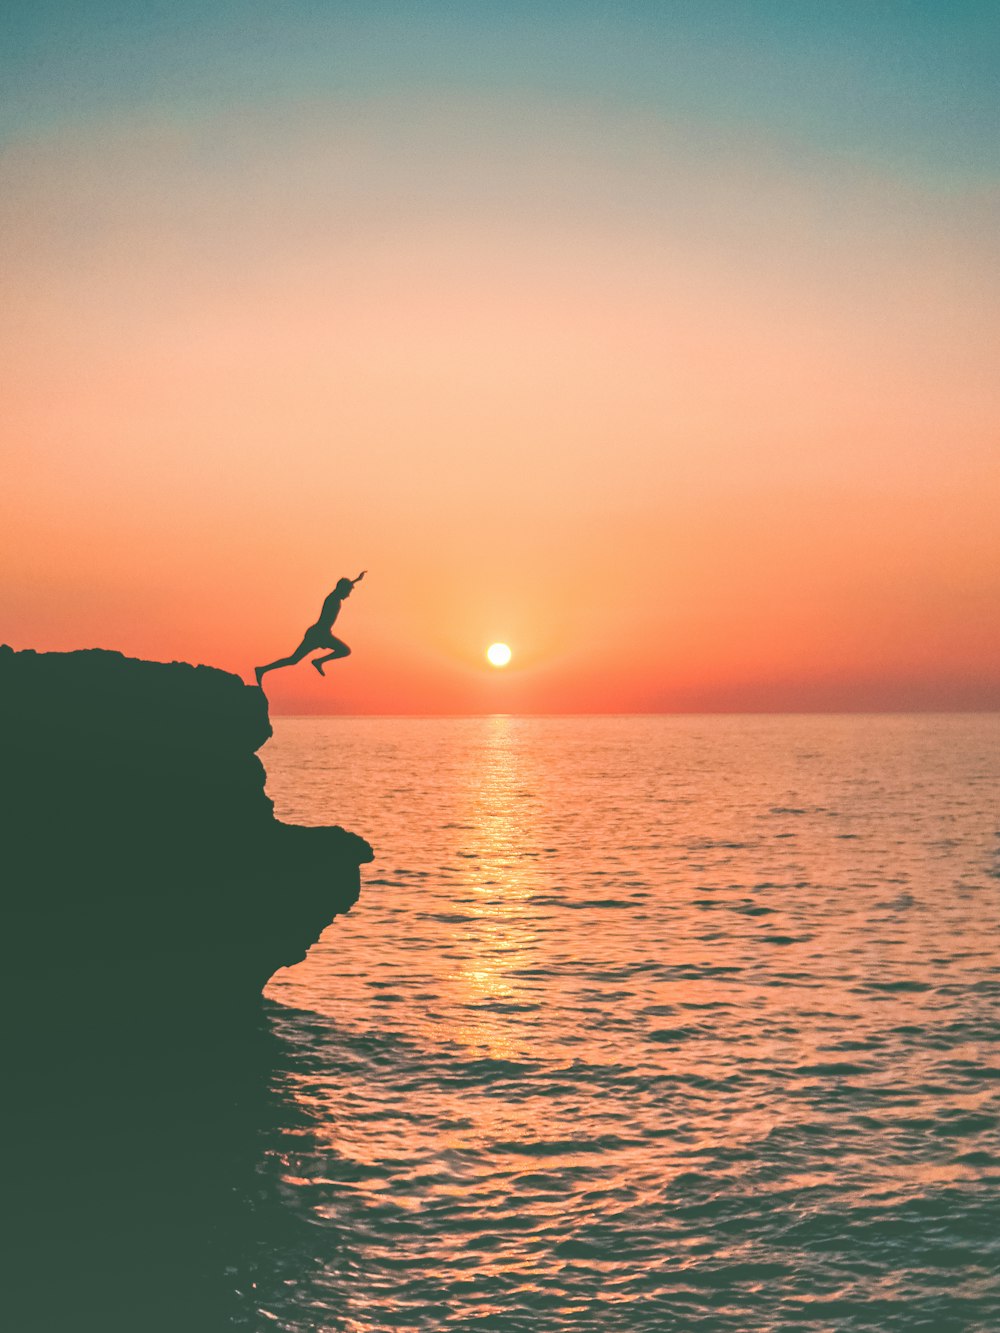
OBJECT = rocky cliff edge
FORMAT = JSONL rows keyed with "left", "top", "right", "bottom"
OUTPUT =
{"left": 1, "top": 645, "right": 373, "bottom": 1034}
{"left": 2, "top": 645, "right": 373, "bottom": 1329}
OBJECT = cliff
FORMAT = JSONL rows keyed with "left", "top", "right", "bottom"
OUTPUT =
{"left": 1, "top": 645, "right": 373, "bottom": 1330}
{"left": 2, "top": 645, "right": 371, "bottom": 1014}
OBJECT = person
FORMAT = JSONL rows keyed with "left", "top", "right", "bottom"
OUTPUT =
{"left": 255, "top": 571, "right": 366, "bottom": 685}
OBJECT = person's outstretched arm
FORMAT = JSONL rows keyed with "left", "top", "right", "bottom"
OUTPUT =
{"left": 352, "top": 570, "right": 367, "bottom": 585}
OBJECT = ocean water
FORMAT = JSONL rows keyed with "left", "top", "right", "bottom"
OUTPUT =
{"left": 255, "top": 715, "right": 1000, "bottom": 1332}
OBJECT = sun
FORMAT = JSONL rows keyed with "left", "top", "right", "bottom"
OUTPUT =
{"left": 486, "top": 642, "right": 512, "bottom": 668}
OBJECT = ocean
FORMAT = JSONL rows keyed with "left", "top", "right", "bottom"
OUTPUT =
{"left": 252, "top": 714, "right": 1000, "bottom": 1331}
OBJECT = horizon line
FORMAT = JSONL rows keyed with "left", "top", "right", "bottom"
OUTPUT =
{"left": 269, "top": 708, "right": 1000, "bottom": 720}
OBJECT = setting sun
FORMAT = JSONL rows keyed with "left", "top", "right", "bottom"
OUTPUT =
{"left": 487, "top": 643, "right": 512, "bottom": 668}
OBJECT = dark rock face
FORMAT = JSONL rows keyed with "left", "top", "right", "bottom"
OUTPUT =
{"left": 1, "top": 646, "right": 372, "bottom": 1330}
{"left": 2, "top": 645, "right": 371, "bottom": 1013}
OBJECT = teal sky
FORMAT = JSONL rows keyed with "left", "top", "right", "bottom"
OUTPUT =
{"left": 3, "top": 1, "right": 998, "bottom": 186}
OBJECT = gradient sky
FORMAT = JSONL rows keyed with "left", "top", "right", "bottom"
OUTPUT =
{"left": 2, "top": 2, "right": 998, "bottom": 712}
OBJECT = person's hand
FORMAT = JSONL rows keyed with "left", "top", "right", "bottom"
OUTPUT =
{"left": 354, "top": 569, "right": 367, "bottom": 584}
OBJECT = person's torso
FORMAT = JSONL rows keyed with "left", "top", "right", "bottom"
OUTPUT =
{"left": 316, "top": 592, "right": 342, "bottom": 630}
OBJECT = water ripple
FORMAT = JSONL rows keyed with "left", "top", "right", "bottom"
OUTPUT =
{"left": 257, "top": 714, "right": 1000, "bottom": 1331}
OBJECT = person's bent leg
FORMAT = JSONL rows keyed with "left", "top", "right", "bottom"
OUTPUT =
{"left": 311, "top": 640, "right": 350, "bottom": 677}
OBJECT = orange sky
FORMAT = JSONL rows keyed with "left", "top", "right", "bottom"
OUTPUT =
{"left": 3, "top": 35, "right": 998, "bottom": 712}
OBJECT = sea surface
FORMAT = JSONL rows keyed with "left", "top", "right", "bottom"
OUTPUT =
{"left": 253, "top": 714, "right": 1000, "bottom": 1331}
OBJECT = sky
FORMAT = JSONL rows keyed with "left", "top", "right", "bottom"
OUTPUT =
{"left": 2, "top": 1, "right": 998, "bottom": 713}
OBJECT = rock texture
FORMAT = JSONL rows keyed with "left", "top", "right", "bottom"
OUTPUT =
{"left": 2, "top": 646, "right": 372, "bottom": 1330}
{"left": 2, "top": 645, "right": 371, "bottom": 1020}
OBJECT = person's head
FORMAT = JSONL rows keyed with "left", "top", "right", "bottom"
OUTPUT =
{"left": 335, "top": 577, "right": 354, "bottom": 597}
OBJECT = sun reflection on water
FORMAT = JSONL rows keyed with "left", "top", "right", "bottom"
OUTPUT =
{"left": 449, "top": 716, "right": 540, "bottom": 1060}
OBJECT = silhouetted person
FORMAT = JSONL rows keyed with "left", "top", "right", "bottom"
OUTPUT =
{"left": 255, "top": 572, "right": 366, "bottom": 686}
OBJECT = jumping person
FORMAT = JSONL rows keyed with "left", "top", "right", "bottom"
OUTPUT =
{"left": 255, "top": 571, "right": 366, "bottom": 686}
